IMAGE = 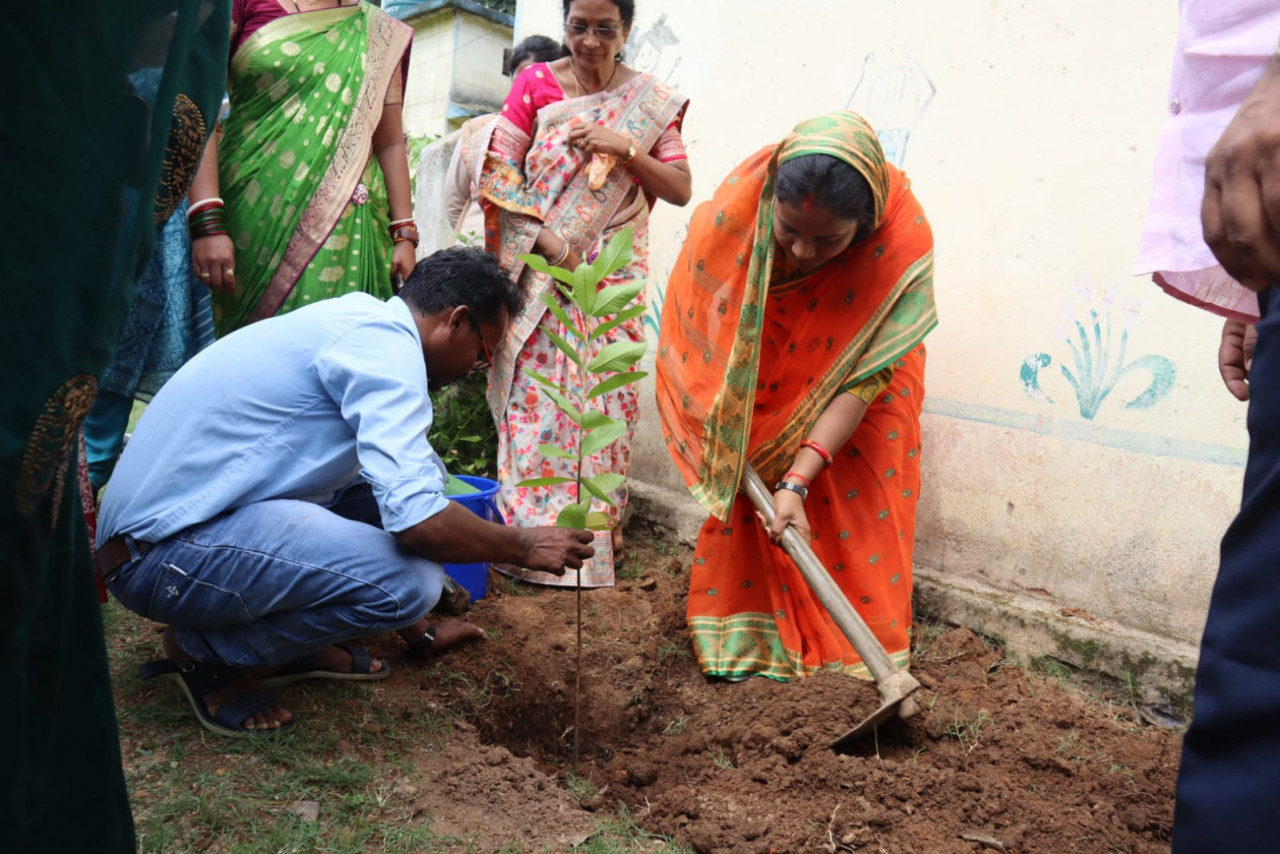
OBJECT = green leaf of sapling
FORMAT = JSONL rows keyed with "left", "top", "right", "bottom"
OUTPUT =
{"left": 592, "top": 228, "right": 633, "bottom": 280}
{"left": 519, "top": 252, "right": 577, "bottom": 285}
{"left": 589, "top": 305, "right": 648, "bottom": 339}
{"left": 556, "top": 503, "right": 588, "bottom": 529}
{"left": 516, "top": 476, "right": 574, "bottom": 488}
{"left": 581, "top": 478, "right": 616, "bottom": 507}
{"left": 539, "top": 293, "right": 582, "bottom": 340}
{"left": 587, "top": 341, "right": 647, "bottom": 373}
{"left": 585, "top": 511, "right": 612, "bottom": 530}
{"left": 580, "top": 409, "right": 613, "bottom": 430}
{"left": 581, "top": 420, "right": 627, "bottom": 457}
{"left": 572, "top": 263, "right": 598, "bottom": 315}
{"left": 590, "top": 281, "right": 645, "bottom": 317}
{"left": 544, "top": 388, "right": 583, "bottom": 425}
{"left": 526, "top": 369, "right": 559, "bottom": 390}
{"left": 586, "top": 472, "right": 625, "bottom": 493}
{"left": 536, "top": 443, "right": 577, "bottom": 460}
{"left": 587, "top": 371, "right": 648, "bottom": 399}
{"left": 545, "top": 328, "right": 583, "bottom": 367}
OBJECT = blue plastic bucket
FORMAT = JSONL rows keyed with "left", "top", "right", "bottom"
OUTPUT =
{"left": 444, "top": 475, "right": 503, "bottom": 602}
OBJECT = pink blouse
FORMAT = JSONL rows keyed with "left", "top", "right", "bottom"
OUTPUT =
{"left": 1134, "top": 0, "right": 1280, "bottom": 323}
{"left": 500, "top": 63, "right": 687, "bottom": 163}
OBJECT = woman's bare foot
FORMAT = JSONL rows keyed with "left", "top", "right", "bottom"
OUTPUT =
{"left": 161, "top": 627, "right": 293, "bottom": 732}
{"left": 397, "top": 616, "right": 486, "bottom": 658}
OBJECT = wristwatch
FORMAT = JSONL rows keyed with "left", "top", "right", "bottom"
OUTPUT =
{"left": 622, "top": 141, "right": 638, "bottom": 164}
{"left": 774, "top": 480, "right": 808, "bottom": 500}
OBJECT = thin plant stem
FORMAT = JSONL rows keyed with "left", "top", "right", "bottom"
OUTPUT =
{"left": 572, "top": 318, "right": 588, "bottom": 774}
{"left": 575, "top": 567, "right": 581, "bottom": 772}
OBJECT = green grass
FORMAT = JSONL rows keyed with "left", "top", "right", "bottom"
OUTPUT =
{"left": 576, "top": 805, "right": 693, "bottom": 854}
{"left": 1029, "top": 653, "right": 1190, "bottom": 729}
{"left": 565, "top": 773, "right": 595, "bottom": 800}
{"left": 657, "top": 640, "right": 691, "bottom": 664}
{"left": 908, "top": 616, "right": 954, "bottom": 660}
{"left": 943, "top": 708, "right": 993, "bottom": 754}
{"left": 502, "top": 574, "right": 543, "bottom": 597}
{"left": 106, "top": 604, "right": 469, "bottom": 853}
{"left": 615, "top": 557, "right": 646, "bottom": 580}
{"left": 127, "top": 399, "right": 147, "bottom": 434}
{"left": 102, "top": 520, "right": 698, "bottom": 852}
{"left": 707, "top": 748, "right": 733, "bottom": 770}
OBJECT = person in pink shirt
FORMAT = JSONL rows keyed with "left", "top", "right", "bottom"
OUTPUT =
{"left": 1139, "top": 3, "right": 1280, "bottom": 849}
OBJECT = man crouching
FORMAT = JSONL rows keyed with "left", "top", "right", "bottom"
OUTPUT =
{"left": 96, "top": 247, "right": 593, "bottom": 736}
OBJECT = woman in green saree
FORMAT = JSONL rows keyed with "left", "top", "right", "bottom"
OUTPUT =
{"left": 188, "top": 0, "right": 416, "bottom": 335}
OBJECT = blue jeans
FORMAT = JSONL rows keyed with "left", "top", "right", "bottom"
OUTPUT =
{"left": 107, "top": 484, "right": 441, "bottom": 667}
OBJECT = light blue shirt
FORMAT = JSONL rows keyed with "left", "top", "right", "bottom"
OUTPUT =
{"left": 98, "top": 294, "right": 449, "bottom": 544}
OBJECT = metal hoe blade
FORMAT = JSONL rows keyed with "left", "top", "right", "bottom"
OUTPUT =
{"left": 741, "top": 465, "right": 921, "bottom": 747}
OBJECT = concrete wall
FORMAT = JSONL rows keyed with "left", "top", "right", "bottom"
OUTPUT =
{"left": 402, "top": 11, "right": 454, "bottom": 134}
{"left": 399, "top": 3, "right": 513, "bottom": 137}
{"left": 510, "top": 0, "right": 1241, "bottom": 697}
{"left": 413, "top": 131, "right": 463, "bottom": 258}
{"left": 450, "top": 14, "right": 514, "bottom": 116}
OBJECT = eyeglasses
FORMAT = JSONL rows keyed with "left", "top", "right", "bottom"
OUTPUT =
{"left": 565, "top": 22, "right": 621, "bottom": 41}
{"left": 470, "top": 318, "right": 493, "bottom": 372}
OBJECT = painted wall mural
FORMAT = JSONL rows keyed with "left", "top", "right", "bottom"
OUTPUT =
{"left": 626, "top": 13, "right": 682, "bottom": 86}
{"left": 846, "top": 50, "right": 936, "bottom": 167}
{"left": 1021, "top": 299, "right": 1177, "bottom": 421}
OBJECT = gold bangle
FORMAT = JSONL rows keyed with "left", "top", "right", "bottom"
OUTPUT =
{"left": 550, "top": 240, "right": 571, "bottom": 267}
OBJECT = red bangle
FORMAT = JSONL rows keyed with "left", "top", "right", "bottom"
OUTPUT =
{"left": 783, "top": 471, "right": 811, "bottom": 488}
{"left": 800, "top": 439, "right": 834, "bottom": 468}
{"left": 390, "top": 225, "right": 420, "bottom": 248}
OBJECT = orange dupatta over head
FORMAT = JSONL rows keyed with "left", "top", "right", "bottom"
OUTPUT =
{"left": 656, "top": 111, "right": 936, "bottom": 521}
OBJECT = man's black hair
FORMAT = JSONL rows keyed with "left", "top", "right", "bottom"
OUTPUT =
{"left": 399, "top": 246, "right": 523, "bottom": 325}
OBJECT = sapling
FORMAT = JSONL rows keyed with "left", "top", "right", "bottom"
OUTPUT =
{"left": 515, "top": 227, "right": 647, "bottom": 769}
{"left": 514, "top": 227, "right": 648, "bottom": 531}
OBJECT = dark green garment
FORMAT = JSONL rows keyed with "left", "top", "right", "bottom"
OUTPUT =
{"left": 0, "top": 2, "right": 229, "bottom": 851}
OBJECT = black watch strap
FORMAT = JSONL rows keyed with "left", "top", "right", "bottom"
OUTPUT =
{"left": 774, "top": 480, "right": 808, "bottom": 500}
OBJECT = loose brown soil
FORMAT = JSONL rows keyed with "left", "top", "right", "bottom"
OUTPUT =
{"left": 362, "top": 537, "right": 1181, "bottom": 853}
{"left": 113, "top": 533, "right": 1181, "bottom": 852}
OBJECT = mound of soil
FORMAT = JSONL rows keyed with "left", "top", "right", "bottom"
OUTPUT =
{"left": 365, "top": 539, "right": 1181, "bottom": 853}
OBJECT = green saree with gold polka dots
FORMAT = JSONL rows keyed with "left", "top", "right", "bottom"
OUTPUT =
{"left": 211, "top": 2, "right": 411, "bottom": 335}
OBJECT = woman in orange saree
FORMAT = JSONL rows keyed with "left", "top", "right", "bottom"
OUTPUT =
{"left": 655, "top": 111, "right": 937, "bottom": 681}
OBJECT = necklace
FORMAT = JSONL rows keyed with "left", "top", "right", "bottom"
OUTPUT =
{"left": 569, "top": 57, "right": 617, "bottom": 98}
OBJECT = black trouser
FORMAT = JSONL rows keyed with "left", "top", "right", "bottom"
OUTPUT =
{"left": 1175, "top": 286, "right": 1280, "bottom": 850}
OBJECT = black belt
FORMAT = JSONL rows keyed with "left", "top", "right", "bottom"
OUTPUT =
{"left": 94, "top": 536, "right": 150, "bottom": 585}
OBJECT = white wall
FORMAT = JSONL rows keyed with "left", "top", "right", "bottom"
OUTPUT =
{"left": 515, "top": 1, "right": 1243, "bottom": 673}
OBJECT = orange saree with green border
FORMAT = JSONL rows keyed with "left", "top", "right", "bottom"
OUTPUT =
{"left": 655, "top": 112, "right": 936, "bottom": 680}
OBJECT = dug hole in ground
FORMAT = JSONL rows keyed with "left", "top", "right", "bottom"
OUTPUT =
{"left": 111, "top": 527, "right": 1181, "bottom": 853}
